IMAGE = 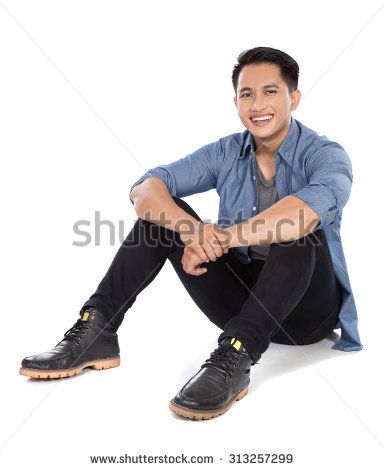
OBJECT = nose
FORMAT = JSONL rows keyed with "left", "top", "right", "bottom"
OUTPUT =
{"left": 250, "top": 92, "right": 267, "bottom": 111}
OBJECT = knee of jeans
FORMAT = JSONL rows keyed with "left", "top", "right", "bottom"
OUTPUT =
{"left": 171, "top": 196, "right": 202, "bottom": 222}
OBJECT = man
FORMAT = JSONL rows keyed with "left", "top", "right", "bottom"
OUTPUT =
{"left": 19, "top": 47, "right": 363, "bottom": 420}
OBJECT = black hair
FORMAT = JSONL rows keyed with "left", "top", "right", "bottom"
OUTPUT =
{"left": 232, "top": 46, "right": 299, "bottom": 93}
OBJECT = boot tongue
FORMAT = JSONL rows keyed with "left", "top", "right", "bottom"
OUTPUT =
{"left": 79, "top": 308, "right": 96, "bottom": 322}
{"left": 228, "top": 337, "right": 247, "bottom": 354}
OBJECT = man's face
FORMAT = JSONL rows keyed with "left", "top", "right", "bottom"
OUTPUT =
{"left": 234, "top": 63, "right": 301, "bottom": 142}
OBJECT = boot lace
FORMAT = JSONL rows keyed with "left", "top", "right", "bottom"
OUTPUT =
{"left": 201, "top": 341, "right": 242, "bottom": 378}
{"left": 63, "top": 318, "right": 91, "bottom": 344}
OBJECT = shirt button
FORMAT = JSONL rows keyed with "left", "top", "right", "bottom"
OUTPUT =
{"left": 253, "top": 175, "right": 256, "bottom": 180}
{"left": 252, "top": 206, "right": 256, "bottom": 211}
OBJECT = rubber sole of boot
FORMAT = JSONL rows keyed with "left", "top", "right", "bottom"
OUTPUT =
{"left": 19, "top": 356, "right": 120, "bottom": 379}
{"left": 169, "top": 386, "right": 249, "bottom": 420}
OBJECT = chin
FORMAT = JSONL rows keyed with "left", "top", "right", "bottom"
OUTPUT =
{"left": 248, "top": 123, "right": 276, "bottom": 139}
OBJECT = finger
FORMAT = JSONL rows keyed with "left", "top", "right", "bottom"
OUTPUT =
{"left": 208, "top": 237, "right": 224, "bottom": 258}
{"left": 197, "top": 225, "right": 217, "bottom": 261}
{"left": 193, "top": 245, "right": 210, "bottom": 263}
{"left": 212, "top": 225, "right": 230, "bottom": 249}
{"left": 184, "top": 255, "right": 197, "bottom": 273}
{"left": 202, "top": 242, "right": 218, "bottom": 261}
{"left": 217, "top": 238, "right": 230, "bottom": 254}
{"left": 184, "top": 260, "right": 206, "bottom": 275}
{"left": 188, "top": 266, "right": 208, "bottom": 276}
{"left": 213, "top": 230, "right": 230, "bottom": 253}
{"left": 185, "top": 253, "right": 207, "bottom": 274}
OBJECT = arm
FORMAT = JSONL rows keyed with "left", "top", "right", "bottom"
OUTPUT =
{"left": 227, "top": 194, "right": 320, "bottom": 247}
{"left": 227, "top": 144, "right": 353, "bottom": 247}
{"left": 129, "top": 139, "right": 222, "bottom": 234}
{"left": 129, "top": 177, "right": 201, "bottom": 234}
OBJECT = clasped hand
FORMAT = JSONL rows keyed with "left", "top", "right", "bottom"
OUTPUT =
{"left": 180, "top": 222, "right": 231, "bottom": 276}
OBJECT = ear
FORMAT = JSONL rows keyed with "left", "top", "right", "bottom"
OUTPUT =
{"left": 290, "top": 89, "right": 301, "bottom": 112}
{"left": 233, "top": 95, "right": 237, "bottom": 107}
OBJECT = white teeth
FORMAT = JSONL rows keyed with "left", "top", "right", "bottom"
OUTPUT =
{"left": 251, "top": 115, "right": 273, "bottom": 122}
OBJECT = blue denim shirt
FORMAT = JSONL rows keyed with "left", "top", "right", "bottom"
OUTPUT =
{"left": 130, "top": 117, "right": 363, "bottom": 352}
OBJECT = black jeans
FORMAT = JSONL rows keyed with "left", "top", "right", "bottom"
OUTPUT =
{"left": 81, "top": 197, "right": 342, "bottom": 364}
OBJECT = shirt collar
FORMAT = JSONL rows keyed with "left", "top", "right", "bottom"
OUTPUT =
{"left": 239, "top": 116, "right": 299, "bottom": 165}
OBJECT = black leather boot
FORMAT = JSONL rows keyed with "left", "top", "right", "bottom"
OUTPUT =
{"left": 169, "top": 337, "right": 255, "bottom": 420}
{"left": 19, "top": 307, "right": 120, "bottom": 379}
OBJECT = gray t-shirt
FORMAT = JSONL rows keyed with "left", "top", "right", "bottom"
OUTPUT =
{"left": 248, "top": 158, "right": 279, "bottom": 260}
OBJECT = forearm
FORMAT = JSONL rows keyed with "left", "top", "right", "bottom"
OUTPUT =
{"left": 130, "top": 177, "right": 199, "bottom": 234}
{"left": 226, "top": 195, "right": 320, "bottom": 248}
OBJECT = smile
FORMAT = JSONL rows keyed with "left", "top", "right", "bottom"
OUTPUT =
{"left": 250, "top": 114, "right": 274, "bottom": 127}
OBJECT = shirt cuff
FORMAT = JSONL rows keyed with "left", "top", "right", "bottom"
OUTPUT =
{"left": 129, "top": 170, "right": 176, "bottom": 205}
{"left": 292, "top": 184, "right": 338, "bottom": 230}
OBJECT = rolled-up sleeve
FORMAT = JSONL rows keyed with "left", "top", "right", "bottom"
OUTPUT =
{"left": 129, "top": 139, "right": 222, "bottom": 204}
{"left": 291, "top": 144, "right": 353, "bottom": 230}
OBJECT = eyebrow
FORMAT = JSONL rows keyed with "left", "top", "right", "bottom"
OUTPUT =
{"left": 238, "top": 83, "right": 280, "bottom": 93}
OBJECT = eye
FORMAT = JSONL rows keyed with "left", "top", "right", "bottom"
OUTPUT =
{"left": 266, "top": 90, "right": 277, "bottom": 94}
{"left": 240, "top": 92, "right": 252, "bottom": 98}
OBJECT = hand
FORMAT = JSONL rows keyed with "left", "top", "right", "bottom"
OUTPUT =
{"left": 179, "top": 221, "right": 230, "bottom": 262}
{"left": 181, "top": 246, "right": 209, "bottom": 276}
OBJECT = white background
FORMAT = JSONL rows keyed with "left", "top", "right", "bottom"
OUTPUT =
{"left": 1, "top": 0, "right": 383, "bottom": 468}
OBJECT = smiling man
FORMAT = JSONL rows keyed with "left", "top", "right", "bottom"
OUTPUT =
{"left": 19, "top": 47, "right": 362, "bottom": 420}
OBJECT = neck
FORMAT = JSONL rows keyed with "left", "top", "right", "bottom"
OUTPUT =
{"left": 253, "top": 117, "right": 292, "bottom": 158}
